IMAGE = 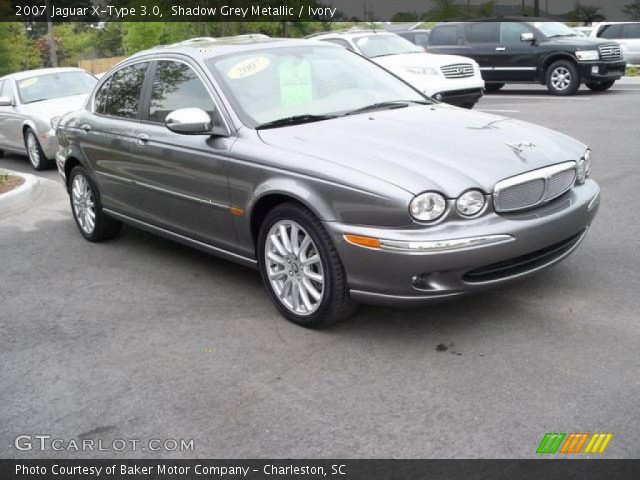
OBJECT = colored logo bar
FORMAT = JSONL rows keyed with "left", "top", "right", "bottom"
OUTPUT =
{"left": 537, "top": 433, "right": 612, "bottom": 454}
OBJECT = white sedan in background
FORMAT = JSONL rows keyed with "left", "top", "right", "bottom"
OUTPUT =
{"left": 307, "top": 30, "right": 485, "bottom": 109}
{"left": 0, "top": 68, "right": 97, "bottom": 170}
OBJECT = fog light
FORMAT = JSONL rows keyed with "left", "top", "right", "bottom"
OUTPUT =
{"left": 591, "top": 66, "right": 599, "bottom": 74}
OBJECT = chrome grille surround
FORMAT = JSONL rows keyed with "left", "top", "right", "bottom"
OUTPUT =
{"left": 599, "top": 44, "right": 623, "bottom": 61}
{"left": 493, "top": 161, "right": 577, "bottom": 213}
{"left": 441, "top": 63, "right": 475, "bottom": 79}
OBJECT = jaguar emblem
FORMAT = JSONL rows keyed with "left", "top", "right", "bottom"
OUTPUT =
{"left": 505, "top": 142, "right": 536, "bottom": 153}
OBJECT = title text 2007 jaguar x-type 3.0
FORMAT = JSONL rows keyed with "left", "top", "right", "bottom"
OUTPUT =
{"left": 56, "top": 36, "right": 600, "bottom": 327}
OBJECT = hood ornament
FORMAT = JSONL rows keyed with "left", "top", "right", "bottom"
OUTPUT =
{"left": 505, "top": 142, "right": 536, "bottom": 153}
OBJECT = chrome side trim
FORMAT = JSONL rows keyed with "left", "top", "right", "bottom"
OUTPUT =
{"left": 379, "top": 234, "right": 514, "bottom": 254}
{"left": 102, "top": 208, "right": 258, "bottom": 268}
{"left": 493, "top": 161, "right": 577, "bottom": 213}
{"left": 96, "top": 171, "right": 230, "bottom": 210}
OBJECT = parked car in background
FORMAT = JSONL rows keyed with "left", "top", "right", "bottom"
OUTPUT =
{"left": 0, "top": 68, "right": 97, "bottom": 170}
{"left": 307, "top": 30, "right": 484, "bottom": 109}
{"left": 384, "top": 23, "right": 431, "bottom": 49}
{"left": 591, "top": 22, "right": 640, "bottom": 65}
{"left": 427, "top": 19, "right": 626, "bottom": 95}
{"left": 56, "top": 37, "right": 599, "bottom": 327}
{"left": 572, "top": 26, "right": 593, "bottom": 37}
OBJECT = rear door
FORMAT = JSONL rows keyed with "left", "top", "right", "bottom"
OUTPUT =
{"left": 79, "top": 62, "right": 149, "bottom": 216}
{"left": 493, "top": 22, "right": 539, "bottom": 81}
{"left": 621, "top": 23, "right": 640, "bottom": 63}
{"left": 129, "top": 58, "right": 237, "bottom": 249}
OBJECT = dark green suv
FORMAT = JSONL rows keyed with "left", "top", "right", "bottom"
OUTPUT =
{"left": 427, "top": 18, "right": 626, "bottom": 95}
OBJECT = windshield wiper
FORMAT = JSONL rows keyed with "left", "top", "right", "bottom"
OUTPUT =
{"left": 344, "top": 100, "right": 429, "bottom": 116}
{"left": 255, "top": 114, "right": 338, "bottom": 130}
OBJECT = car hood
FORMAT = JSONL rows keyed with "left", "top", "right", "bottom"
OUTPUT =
{"left": 21, "top": 94, "right": 88, "bottom": 120}
{"left": 257, "top": 104, "right": 587, "bottom": 197}
{"left": 541, "top": 36, "right": 616, "bottom": 48}
{"left": 373, "top": 52, "right": 477, "bottom": 69}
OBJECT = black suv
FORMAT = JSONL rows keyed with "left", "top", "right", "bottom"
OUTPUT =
{"left": 427, "top": 19, "right": 627, "bottom": 95}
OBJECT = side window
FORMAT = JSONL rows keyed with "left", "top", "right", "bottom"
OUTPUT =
{"left": 501, "top": 22, "right": 533, "bottom": 44}
{"left": 104, "top": 62, "right": 148, "bottom": 119}
{"left": 466, "top": 23, "right": 500, "bottom": 44}
{"left": 93, "top": 78, "right": 110, "bottom": 114}
{"left": 1, "top": 80, "right": 15, "bottom": 101}
{"left": 414, "top": 33, "right": 429, "bottom": 49}
{"left": 430, "top": 26, "right": 458, "bottom": 46}
{"left": 623, "top": 23, "right": 640, "bottom": 39}
{"left": 148, "top": 61, "right": 215, "bottom": 124}
{"left": 0, "top": 81, "right": 4, "bottom": 97}
{"left": 321, "top": 38, "right": 352, "bottom": 49}
{"left": 598, "top": 24, "right": 622, "bottom": 39}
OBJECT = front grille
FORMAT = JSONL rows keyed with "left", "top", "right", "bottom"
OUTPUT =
{"left": 441, "top": 63, "right": 474, "bottom": 79}
{"left": 599, "top": 44, "right": 623, "bottom": 61}
{"left": 463, "top": 230, "right": 586, "bottom": 283}
{"left": 493, "top": 162, "right": 577, "bottom": 213}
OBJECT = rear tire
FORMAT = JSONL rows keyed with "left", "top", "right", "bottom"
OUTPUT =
{"left": 545, "top": 60, "right": 580, "bottom": 96}
{"left": 24, "top": 128, "right": 50, "bottom": 170}
{"left": 68, "top": 166, "right": 122, "bottom": 242}
{"left": 484, "top": 83, "right": 505, "bottom": 93}
{"left": 257, "top": 202, "right": 358, "bottom": 328}
{"left": 586, "top": 80, "right": 615, "bottom": 91}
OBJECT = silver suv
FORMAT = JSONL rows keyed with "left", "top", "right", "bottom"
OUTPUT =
{"left": 56, "top": 36, "right": 600, "bottom": 327}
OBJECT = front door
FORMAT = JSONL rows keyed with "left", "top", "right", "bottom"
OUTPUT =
{"left": 493, "top": 22, "right": 539, "bottom": 82}
{"left": 129, "top": 59, "right": 237, "bottom": 250}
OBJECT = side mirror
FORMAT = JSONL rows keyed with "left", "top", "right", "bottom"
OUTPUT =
{"left": 0, "top": 96, "right": 12, "bottom": 107}
{"left": 165, "top": 108, "right": 213, "bottom": 135}
{"left": 521, "top": 32, "right": 535, "bottom": 43}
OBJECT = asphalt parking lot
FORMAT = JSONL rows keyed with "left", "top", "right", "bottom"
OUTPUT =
{"left": 1, "top": 80, "right": 639, "bottom": 459}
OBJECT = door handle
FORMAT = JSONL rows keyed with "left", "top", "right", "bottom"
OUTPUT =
{"left": 495, "top": 47, "right": 506, "bottom": 52}
{"left": 136, "top": 133, "right": 149, "bottom": 146}
{"left": 80, "top": 124, "right": 91, "bottom": 134}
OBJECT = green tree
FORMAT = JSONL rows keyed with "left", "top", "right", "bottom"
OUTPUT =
{"left": 424, "top": 0, "right": 464, "bottom": 21}
{"left": 122, "top": 23, "right": 164, "bottom": 55}
{"left": 565, "top": 3, "right": 606, "bottom": 24}
{"left": 390, "top": 12, "right": 421, "bottom": 22}
{"left": 622, "top": 0, "right": 640, "bottom": 19}
{"left": 475, "top": 1, "right": 496, "bottom": 17}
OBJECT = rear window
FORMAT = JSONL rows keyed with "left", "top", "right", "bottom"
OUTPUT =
{"left": 466, "top": 23, "right": 500, "bottom": 44}
{"left": 430, "top": 25, "right": 458, "bottom": 46}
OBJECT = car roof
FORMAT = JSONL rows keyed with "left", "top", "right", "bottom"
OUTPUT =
{"left": 130, "top": 35, "right": 334, "bottom": 61}
{"left": 306, "top": 30, "right": 395, "bottom": 40}
{"left": 1, "top": 67, "right": 87, "bottom": 81}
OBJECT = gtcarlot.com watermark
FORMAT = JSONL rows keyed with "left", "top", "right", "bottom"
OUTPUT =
{"left": 14, "top": 434, "right": 194, "bottom": 452}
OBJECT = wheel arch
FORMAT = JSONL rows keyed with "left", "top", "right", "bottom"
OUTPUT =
{"left": 539, "top": 53, "right": 579, "bottom": 83}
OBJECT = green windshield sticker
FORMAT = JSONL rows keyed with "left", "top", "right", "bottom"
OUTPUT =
{"left": 279, "top": 59, "right": 312, "bottom": 107}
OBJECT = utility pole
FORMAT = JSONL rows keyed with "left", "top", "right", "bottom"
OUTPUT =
{"left": 45, "top": 0, "right": 58, "bottom": 67}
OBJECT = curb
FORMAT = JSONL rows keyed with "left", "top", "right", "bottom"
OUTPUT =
{"left": 0, "top": 170, "right": 41, "bottom": 213}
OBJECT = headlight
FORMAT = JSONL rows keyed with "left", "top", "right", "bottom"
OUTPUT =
{"left": 575, "top": 50, "right": 599, "bottom": 61}
{"left": 51, "top": 116, "right": 61, "bottom": 129}
{"left": 576, "top": 159, "right": 587, "bottom": 184}
{"left": 584, "top": 149, "right": 591, "bottom": 177}
{"left": 404, "top": 66, "right": 438, "bottom": 76}
{"left": 410, "top": 192, "right": 447, "bottom": 222}
{"left": 456, "top": 190, "right": 486, "bottom": 216}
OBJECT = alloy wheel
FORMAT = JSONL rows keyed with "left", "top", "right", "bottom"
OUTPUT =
{"left": 72, "top": 174, "right": 96, "bottom": 235}
{"left": 264, "top": 220, "right": 325, "bottom": 316}
{"left": 551, "top": 67, "right": 572, "bottom": 91}
{"left": 26, "top": 133, "right": 40, "bottom": 168}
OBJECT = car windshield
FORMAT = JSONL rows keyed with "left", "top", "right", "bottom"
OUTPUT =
{"left": 354, "top": 34, "right": 423, "bottom": 58}
{"left": 530, "top": 22, "right": 578, "bottom": 38}
{"left": 17, "top": 71, "right": 97, "bottom": 104}
{"left": 206, "top": 45, "right": 429, "bottom": 128}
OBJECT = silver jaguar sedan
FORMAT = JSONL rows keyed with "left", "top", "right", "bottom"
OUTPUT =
{"left": 0, "top": 68, "right": 97, "bottom": 170}
{"left": 55, "top": 37, "right": 600, "bottom": 327}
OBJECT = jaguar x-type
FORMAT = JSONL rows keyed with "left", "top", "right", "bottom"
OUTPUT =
{"left": 55, "top": 36, "right": 600, "bottom": 327}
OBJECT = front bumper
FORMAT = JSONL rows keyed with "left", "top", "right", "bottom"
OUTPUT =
{"left": 326, "top": 179, "right": 600, "bottom": 306}
{"left": 434, "top": 88, "right": 484, "bottom": 107}
{"left": 38, "top": 130, "right": 58, "bottom": 160}
{"left": 578, "top": 61, "right": 626, "bottom": 82}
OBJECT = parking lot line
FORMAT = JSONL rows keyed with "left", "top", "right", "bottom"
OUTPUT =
{"left": 477, "top": 109, "right": 520, "bottom": 113}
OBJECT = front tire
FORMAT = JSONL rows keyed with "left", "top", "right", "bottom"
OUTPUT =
{"left": 546, "top": 60, "right": 580, "bottom": 96}
{"left": 69, "top": 166, "right": 122, "bottom": 242}
{"left": 586, "top": 80, "right": 615, "bottom": 92}
{"left": 24, "top": 128, "right": 50, "bottom": 170}
{"left": 258, "top": 202, "right": 357, "bottom": 328}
